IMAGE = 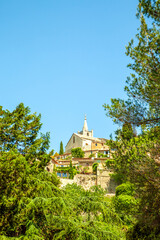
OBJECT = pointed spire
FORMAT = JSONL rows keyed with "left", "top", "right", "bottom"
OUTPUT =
{"left": 83, "top": 114, "right": 88, "bottom": 132}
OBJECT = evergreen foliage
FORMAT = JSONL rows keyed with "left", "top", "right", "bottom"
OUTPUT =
{"left": 59, "top": 141, "right": 64, "bottom": 155}
{"left": 0, "top": 103, "right": 53, "bottom": 167}
{"left": 113, "top": 183, "right": 139, "bottom": 227}
{"left": 0, "top": 104, "right": 126, "bottom": 239}
{"left": 104, "top": 0, "right": 160, "bottom": 238}
{"left": 0, "top": 151, "right": 126, "bottom": 239}
{"left": 115, "top": 183, "right": 135, "bottom": 197}
{"left": 68, "top": 160, "right": 77, "bottom": 179}
{"left": 92, "top": 162, "right": 98, "bottom": 173}
{"left": 103, "top": 0, "right": 160, "bottom": 127}
{"left": 121, "top": 123, "right": 134, "bottom": 140}
{"left": 0, "top": 150, "right": 60, "bottom": 239}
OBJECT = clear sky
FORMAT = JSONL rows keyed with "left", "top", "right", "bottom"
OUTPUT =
{"left": 0, "top": 0, "right": 140, "bottom": 153}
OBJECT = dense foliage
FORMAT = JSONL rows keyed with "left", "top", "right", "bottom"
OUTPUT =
{"left": 0, "top": 151, "right": 125, "bottom": 239}
{"left": 71, "top": 147, "right": 85, "bottom": 158}
{"left": 0, "top": 105, "right": 126, "bottom": 239}
{"left": 0, "top": 150, "right": 61, "bottom": 239}
{"left": 104, "top": 0, "right": 160, "bottom": 239}
{"left": 0, "top": 103, "right": 53, "bottom": 168}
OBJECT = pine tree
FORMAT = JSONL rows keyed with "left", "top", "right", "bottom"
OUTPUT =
{"left": 104, "top": 0, "right": 160, "bottom": 238}
{"left": 59, "top": 141, "right": 64, "bottom": 155}
{"left": 103, "top": 0, "right": 160, "bottom": 127}
{"left": 0, "top": 103, "right": 52, "bottom": 166}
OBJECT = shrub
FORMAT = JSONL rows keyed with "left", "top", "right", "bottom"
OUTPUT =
{"left": 116, "top": 182, "right": 135, "bottom": 196}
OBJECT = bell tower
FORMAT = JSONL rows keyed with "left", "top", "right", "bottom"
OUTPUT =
{"left": 78, "top": 115, "right": 93, "bottom": 137}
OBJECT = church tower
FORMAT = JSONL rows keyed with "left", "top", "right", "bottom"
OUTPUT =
{"left": 78, "top": 115, "right": 93, "bottom": 137}
{"left": 82, "top": 114, "right": 88, "bottom": 133}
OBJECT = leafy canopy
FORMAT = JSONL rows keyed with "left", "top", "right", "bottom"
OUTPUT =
{"left": 103, "top": 0, "right": 160, "bottom": 127}
{"left": 71, "top": 147, "right": 85, "bottom": 158}
{"left": 0, "top": 104, "right": 126, "bottom": 240}
{"left": 0, "top": 103, "right": 53, "bottom": 167}
{"left": 0, "top": 151, "right": 125, "bottom": 239}
{"left": 104, "top": 0, "right": 160, "bottom": 238}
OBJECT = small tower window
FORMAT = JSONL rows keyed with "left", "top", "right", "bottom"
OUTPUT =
{"left": 87, "top": 133, "right": 89, "bottom": 136}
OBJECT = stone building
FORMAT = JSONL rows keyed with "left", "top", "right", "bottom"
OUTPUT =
{"left": 65, "top": 115, "right": 109, "bottom": 157}
{"left": 46, "top": 116, "right": 117, "bottom": 192}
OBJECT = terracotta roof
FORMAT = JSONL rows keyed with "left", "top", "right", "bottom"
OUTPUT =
{"left": 59, "top": 152, "right": 71, "bottom": 156}
{"left": 78, "top": 160, "right": 94, "bottom": 163}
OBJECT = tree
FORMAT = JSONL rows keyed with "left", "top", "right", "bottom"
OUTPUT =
{"left": 59, "top": 141, "right": 64, "bottom": 155}
{"left": 103, "top": 0, "right": 160, "bottom": 127}
{"left": 121, "top": 122, "right": 135, "bottom": 140}
{"left": 0, "top": 150, "right": 126, "bottom": 240}
{"left": 0, "top": 103, "right": 52, "bottom": 167}
{"left": 68, "top": 160, "right": 77, "bottom": 179}
{"left": 0, "top": 150, "right": 60, "bottom": 239}
{"left": 104, "top": 0, "right": 160, "bottom": 238}
{"left": 71, "top": 147, "right": 85, "bottom": 158}
{"left": 0, "top": 104, "right": 126, "bottom": 239}
{"left": 113, "top": 183, "right": 139, "bottom": 227}
{"left": 92, "top": 162, "right": 98, "bottom": 173}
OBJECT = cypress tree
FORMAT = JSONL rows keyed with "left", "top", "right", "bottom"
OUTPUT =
{"left": 59, "top": 141, "right": 64, "bottom": 155}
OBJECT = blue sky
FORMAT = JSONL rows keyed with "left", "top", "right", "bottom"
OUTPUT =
{"left": 0, "top": 0, "right": 140, "bottom": 153}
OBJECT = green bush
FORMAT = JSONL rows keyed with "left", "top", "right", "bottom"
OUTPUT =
{"left": 89, "top": 153, "right": 95, "bottom": 158}
{"left": 105, "top": 159, "right": 115, "bottom": 169}
{"left": 92, "top": 162, "right": 98, "bottom": 173}
{"left": 71, "top": 148, "right": 84, "bottom": 158}
{"left": 114, "top": 195, "right": 138, "bottom": 212}
{"left": 116, "top": 182, "right": 135, "bottom": 196}
{"left": 113, "top": 182, "right": 139, "bottom": 226}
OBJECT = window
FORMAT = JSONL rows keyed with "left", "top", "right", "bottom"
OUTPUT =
{"left": 104, "top": 151, "right": 110, "bottom": 157}
{"left": 87, "top": 133, "right": 89, "bottom": 136}
{"left": 95, "top": 143, "right": 97, "bottom": 146}
{"left": 73, "top": 136, "right": 75, "bottom": 143}
{"left": 62, "top": 173, "right": 67, "bottom": 177}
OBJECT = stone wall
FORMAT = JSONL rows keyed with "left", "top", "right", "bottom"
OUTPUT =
{"left": 74, "top": 174, "right": 96, "bottom": 190}
{"left": 97, "top": 168, "right": 117, "bottom": 193}
{"left": 65, "top": 134, "right": 82, "bottom": 153}
{"left": 60, "top": 178, "right": 75, "bottom": 188}
{"left": 60, "top": 168, "right": 117, "bottom": 193}
{"left": 60, "top": 174, "right": 96, "bottom": 190}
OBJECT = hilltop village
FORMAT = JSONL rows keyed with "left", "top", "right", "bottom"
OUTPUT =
{"left": 47, "top": 116, "right": 116, "bottom": 192}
